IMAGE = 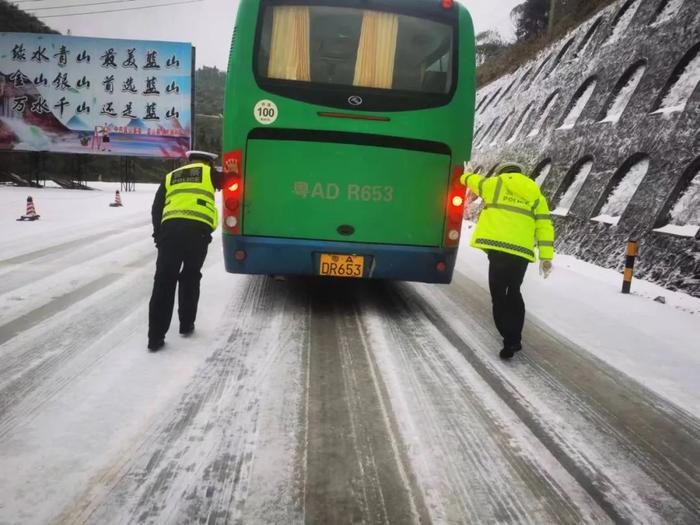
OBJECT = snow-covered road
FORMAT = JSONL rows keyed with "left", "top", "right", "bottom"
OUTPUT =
{"left": 0, "top": 184, "right": 699, "bottom": 524}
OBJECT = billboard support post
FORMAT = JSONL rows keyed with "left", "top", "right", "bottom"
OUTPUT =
{"left": 121, "top": 157, "right": 135, "bottom": 192}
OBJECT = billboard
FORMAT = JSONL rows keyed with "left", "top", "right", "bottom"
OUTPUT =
{"left": 0, "top": 33, "right": 192, "bottom": 158}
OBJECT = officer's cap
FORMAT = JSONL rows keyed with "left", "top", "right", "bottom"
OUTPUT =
{"left": 186, "top": 150, "right": 218, "bottom": 162}
{"left": 494, "top": 162, "right": 525, "bottom": 176}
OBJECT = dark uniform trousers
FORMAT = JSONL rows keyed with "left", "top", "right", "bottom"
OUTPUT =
{"left": 148, "top": 219, "right": 211, "bottom": 341}
{"left": 487, "top": 250, "right": 529, "bottom": 348}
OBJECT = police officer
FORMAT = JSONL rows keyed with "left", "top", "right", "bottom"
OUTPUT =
{"left": 148, "top": 151, "right": 222, "bottom": 351}
{"left": 461, "top": 162, "right": 554, "bottom": 359}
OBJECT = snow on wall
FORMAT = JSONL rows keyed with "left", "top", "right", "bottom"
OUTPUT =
{"left": 669, "top": 169, "right": 700, "bottom": 226}
{"left": 574, "top": 18, "right": 603, "bottom": 58}
{"left": 471, "top": 0, "right": 700, "bottom": 296}
{"left": 595, "top": 158, "right": 650, "bottom": 221}
{"left": 657, "top": 49, "right": 700, "bottom": 113}
{"left": 554, "top": 160, "right": 593, "bottom": 215}
{"left": 601, "top": 63, "right": 646, "bottom": 122}
{"left": 651, "top": 0, "right": 684, "bottom": 26}
{"left": 489, "top": 117, "right": 510, "bottom": 145}
{"left": 534, "top": 162, "right": 552, "bottom": 187}
{"left": 528, "top": 93, "right": 559, "bottom": 137}
{"left": 605, "top": 0, "right": 642, "bottom": 45}
{"left": 559, "top": 79, "right": 597, "bottom": 129}
{"left": 507, "top": 104, "right": 534, "bottom": 143}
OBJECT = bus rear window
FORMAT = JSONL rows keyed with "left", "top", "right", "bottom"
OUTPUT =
{"left": 257, "top": 5, "right": 454, "bottom": 94}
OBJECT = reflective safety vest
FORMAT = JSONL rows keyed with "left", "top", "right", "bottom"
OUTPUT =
{"left": 461, "top": 171, "right": 554, "bottom": 262}
{"left": 162, "top": 162, "right": 218, "bottom": 231}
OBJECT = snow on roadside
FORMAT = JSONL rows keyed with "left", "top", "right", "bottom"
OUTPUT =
{"left": 457, "top": 222, "right": 700, "bottom": 418}
{"left": 0, "top": 182, "right": 157, "bottom": 259}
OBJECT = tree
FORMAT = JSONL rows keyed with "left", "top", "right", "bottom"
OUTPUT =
{"left": 511, "top": 0, "right": 550, "bottom": 42}
{"left": 195, "top": 66, "right": 226, "bottom": 116}
{"left": 476, "top": 30, "right": 507, "bottom": 66}
{"left": 0, "top": 0, "right": 57, "bottom": 33}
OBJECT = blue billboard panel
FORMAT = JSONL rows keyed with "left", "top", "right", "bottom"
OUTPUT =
{"left": 0, "top": 33, "right": 192, "bottom": 158}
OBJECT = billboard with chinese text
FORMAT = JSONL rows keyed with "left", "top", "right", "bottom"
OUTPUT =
{"left": 0, "top": 33, "right": 192, "bottom": 158}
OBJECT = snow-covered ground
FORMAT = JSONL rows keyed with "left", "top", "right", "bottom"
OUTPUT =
{"left": 1, "top": 183, "right": 699, "bottom": 523}
{"left": 459, "top": 220, "right": 700, "bottom": 417}
{"left": 1, "top": 183, "right": 695, "bottom": 408}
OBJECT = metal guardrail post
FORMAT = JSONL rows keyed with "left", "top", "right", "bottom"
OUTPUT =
{"left": 621, "top": 239, "right": 638, "bottom": 294}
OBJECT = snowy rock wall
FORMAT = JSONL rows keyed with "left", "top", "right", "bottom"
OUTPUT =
{"left": 471, "top": 0, "right": 700, "bottom": 296}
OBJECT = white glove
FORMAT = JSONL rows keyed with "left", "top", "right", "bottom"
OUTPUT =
{"left": 539, "top": 260, "right": 553, "bottom": 279}
{"left": 464, "top": 160, "right": 477, "bottom": 173}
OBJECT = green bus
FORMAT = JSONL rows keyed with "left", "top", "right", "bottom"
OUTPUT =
{"left": 221, "top": 0, "right": 475, "bottom": 283}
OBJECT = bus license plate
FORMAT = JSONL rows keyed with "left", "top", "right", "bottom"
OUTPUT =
{"left": 319, "top": 254, "right": 364, "bottom": 278}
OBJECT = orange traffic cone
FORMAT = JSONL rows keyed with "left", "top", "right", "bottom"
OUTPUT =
{"left": 17, "top": 196, "right": 40, "bottom": 221}
{"left": 109, "top": 190, "right": 123, "bottom": 207}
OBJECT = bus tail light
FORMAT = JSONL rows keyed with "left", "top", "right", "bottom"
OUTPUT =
{"left": 444, "top": 165, "right": 466, "bottom": 247}
{"left": 441, "top": 0, "right": 454, "bottom": 9}
{"left": 222, "top": 149, "right": 243, "bottom": 234}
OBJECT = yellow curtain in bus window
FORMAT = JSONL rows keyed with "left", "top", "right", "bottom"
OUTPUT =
{"left": 268, "top": 6, "right": 311, "bottom": 81}
{"left": 354, "top": 11, "right": 398, "bottom": 89}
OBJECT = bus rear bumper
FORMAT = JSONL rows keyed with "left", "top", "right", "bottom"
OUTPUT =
{"left": 223, "top": 235, "right": 457, "bottom": 284}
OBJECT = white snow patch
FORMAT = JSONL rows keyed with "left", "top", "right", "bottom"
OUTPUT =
{"left": 552, "top": 160, "right": 593, "bottom": 215}
{"left": 600, "top": 64, "right": 646, "bottom": 123}
{"left": 605, "top": 0, "right": 642, "bottom": 45}
{"left": 656, "top": 49, "right": 700, "bottom": 113}
{"left": 653, "top": 223, "right": 700, "bottom": 237}
{"left": 652, "top": 0, "right": 684, "bottom": 25}
{"left": 597, "top": 157, "right": 649, "bottom": 219}
{"left": 667, "top": 168, "right": 700, "bottom": 227}
{"left": 558, "top": 80, "right": 596, "bottom": 129}
{"left": 591, "top": 214, "right": 621, "bottom": 225}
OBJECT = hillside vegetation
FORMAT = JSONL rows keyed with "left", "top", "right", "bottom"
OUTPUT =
{"left": 0, "top": 0, "right": 57, "bottom": 33}
{"left": 477, "top": 0, "right": 619, "bottom": 87}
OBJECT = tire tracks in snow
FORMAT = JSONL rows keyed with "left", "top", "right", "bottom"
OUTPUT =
{"left": 363, "top": 281, "right": 603, "bottom": 524}
{"left": 0, "top": 217, "right": 149, "bottom": 267}
{"left": 61, "top": 276, "right": 308, "bottom": 525}
{"left": 0, "top": 224, "right": 151, "bottom": 296}
{"left": 409, "top": 271, "right": 700, "bottom": 523}
{"left": 0, "top": 250, "right": 154, "bottom": 348}
{"left": 304, "top": 278, "right": 430, "bottom": 524}
{"left": 0, "top": 253, "right": 156, "bottom": 438}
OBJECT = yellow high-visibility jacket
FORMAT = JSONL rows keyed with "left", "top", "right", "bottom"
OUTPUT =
{"left": 163, "top": 162, "right": 218, "bottom": 231}
{"left": 461, "top": 171, "right": 554, "bottom": 262}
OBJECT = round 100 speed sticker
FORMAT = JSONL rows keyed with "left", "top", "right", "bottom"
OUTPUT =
{"left": 254, "top": 100, "right": 278, "bottom": 125}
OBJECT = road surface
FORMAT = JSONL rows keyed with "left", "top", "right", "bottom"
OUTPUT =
{"left": 0, "top": 220, "right": 699, "bottom": 524}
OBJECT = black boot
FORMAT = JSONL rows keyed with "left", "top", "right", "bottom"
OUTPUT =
{"left": 148, "top": 338, "right": 165, "bottom": 352}
{"left": 179, "top": 324, "right": 194, "bottom": 336}
{"left": 499, "top": 343, "right": 522, "bottom": 360}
